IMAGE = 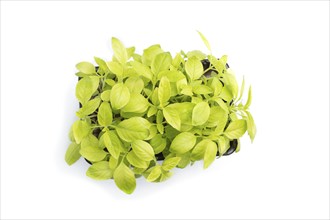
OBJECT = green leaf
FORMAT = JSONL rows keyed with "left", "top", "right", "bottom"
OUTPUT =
{"left": 113, "top": 163, "right": 136, "bottom": 194}
{"left": 105, "top": 79, "right": 116, "bottom": 87}
{"left": 185, "top": 56, "right": 204, "bottom": 80}
{"left": 151, "top": 52, "right": 172, "bottom": 75}
{"left": 131, "top": 140, "right": 155, "bottom": 161}
{"left": 125, "top": 77, "right": 144, "bottom": 94}
{"left": 115, "top": 117, "right": 150, "bottom": 142}
{"left": 245, "top": 111, "right": 256, "bottom": 142}
{"left": 130, "top": 61, "right": 153, "bottom": 81}
{"left": 244, "top": 85, "right": 252, "bottom": 109}
{"left": 214, "top": 98, "right": 229, "bottom": 113}
{"left": 163, "top": 107, "right": 181, "bottom": 131}
{"left": 76, "top": 62, "right": 96, "bottom": 74}
{"left": 126, "top": 47, "right": 135, "bottom": 59}
{"left": 100, "top": 90, "right": 111, "bottom": 101}
{"left": 214, "top": 112, "right": 229, "bottom": 135}
{"left": 191, "top": 139, "right": 207, "bottom": 161}
{"left": 192, "top": 102, "right": 210, "bottom": 126}
{"left": 97, "top": 101, "right": 113, "bottom": 126}
{"left": 142, "top": 44, "right": 164, "bottom": 66}
{"left": 109, "top": 156, "right": 118, "bottom": 170}
{"left": 170, "top": 132, "right": 196, "bottom": 154}
{"left": 76, "top": 76, "right": 99, "bottom": 105}
{"left": 203, "top": 141, "right": 217, "bottom": 169}
{"left": 111, "top": 37, "right": 128, "bottom": 65}
{"left": 156, "top": 110, "right": 163, "bottom": 124}
{"left": 126, "top": 151, "right": 149, "bottom": 169}
{"left": 72, "top": 120, "right": 90, "bottom": 144}
{"left": 219, "top": 85, "right": 233, "bottom": 102}
{"left": 224, "top": 119, "right": 247, "bottom": 139}
{"left": 150, "top": 134, "right": 167, "bottom": 154}
{"left": 86, "top": 161, "right": 113, "bottom": 180}
{"left": 65, "top": 142, "right": 81, "bottom": 165}
{"left": 177, "top": 152, "right": 191, "bottom": 168}
{"left": 223, "top": 72, "right": 238, "bottom": 99}
{"left": 107, "top": 61, "right": 123, "bottom": 78}
{"left": 197, "top": 31, "right": 211, "bottom": 51}
{"left": 158, "top": 76, "right": 171, "bottom": 107}
{"left": 81, "top": 134, "right": 99, "bottom": 149}
{"left": 94, "top": 57, "right": 109, "bottom": 74}
{"left": 76, "top": 97, "right": 101, "bottom": 118}
{"left": 210, "top": 78, "right": 223, "bottom": 96}
{"left": 103, "top": 130, "right": 122, "bottom": 159}
{"left": 80, "top": 146, "right": 107, "bottom": 162}
{"left": 121, "top": 93, "right": 149, "bottom": 113}
{"left": 162, "top": 157, "right": 181, "bottom": 171}
{"left": 147, "top": 165, "right": 162, "bottom": 182}
{"left": 110, "top": 83, "right": 130, "bottom": 109}
{"left": 172, "top": 52, "right": 184, "bottom": 68}
{"left": 237, "top": 76, "right": 245, "bottom": 102}
{"left": 151, "top": 88, "right": 160, "bottom": 106}
{"left": 147, "top": 105, "right": 158, "bottom": 117}
{"left": 164, "top": 102, "right": 195, "bottom": 131}
{"left": 206, "top": 106, "right": 227, "bottom": 128}
{"left": 186, "top": 50, "right": 207, "bottom": 60}
{"left": 193, "top": 85, "right": 213, "bottom": 95}
{"left": 157, "top": 70, "right": 185, "bottom": 82}
{"left": 217, "top": 136, "right": 229, "bottom": 155}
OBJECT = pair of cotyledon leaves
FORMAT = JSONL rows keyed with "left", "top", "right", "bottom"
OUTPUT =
{"left": 65, "top": 32, "right": 256, "bottom": 194}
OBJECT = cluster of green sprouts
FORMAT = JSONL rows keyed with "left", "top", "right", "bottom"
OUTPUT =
{"left": 65, "top": 32, "right": 256, "bottom": 194}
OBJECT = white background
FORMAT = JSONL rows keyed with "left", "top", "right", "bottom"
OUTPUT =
{"left": 1, "top": 1, "right": 329, "bottom": 219}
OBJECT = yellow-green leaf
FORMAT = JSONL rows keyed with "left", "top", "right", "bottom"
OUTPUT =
{"left": 86, "top": 161, "right": 113, "bottom": 180}
{"left": 121, "top": 93, "right": 149, "bottom": 113}
{"left": 162, "top": 157, "right": 181, "bottom": 171}
{"left": 97, "top": 102, "right": 113, "bottom": 126}
{"left": 76, "top": 62, "right": 96, "bottom": 74}
{"left": 217, "top": 136, "right": 229, "bottom": 155}
{"left": 103, "top": 130, "right": 122, "bottom": 159}
{"left": 94, "top": 57, "right": 109, "bottom": 74}
{"left": 107, "top": 61, "right": 123, "bottom": 78}
{"left": 170, "top": 132, "right": 196, "bottom": 154}
{"left": 244, "top": 85, "right": 252, "bottom": 109}
{"left": 125, "top": 77, "right": 144, "bottom": 94}
{"left": 197, "top": 31, "right": 211, "bottom": 51}
{"left": 111, "top": 37, "right": 128, "bottom": 65}
{"left": 65, "top": 142, "right": 81, "bottom": 165}
{"left": 114, "top": 163, "right": 136, "bottom": 194}
{"left": 245, "top": 111, "right": 256, "bottom": 142}
{"left": 146, "top": 165, "right": 162, "bottom": 182}
{"left": 185, "top": 56, "right": 204, "bottom": 80}
{"left": 224, "top": 119, "right": 247, "bottom": 139}
{"left": 76, "top": 76, "right": 99, "bottom": 105}
{"left": 192, "top": 102, "right": 210, "bottom": 126}
{"left": 158, "top": 76, "right": 171, "bottom": 107}
{"left": 130, "top": 61, "right": 153, "bottom": 81}
{"left": 76, "top": 97, "right": 101, "bottom": 118}
{"left": 126, "top": 151, "right": 149, "bottom": 169}
{"left": 142, "top": 44, "right": 164, "bottom": 66}
{"left": 203, "top": 141, "right": 217, "bottom": 169}
{"left": 110, "top": 83, "right": 130, "bottom": 109}
{"left": 80, "top": 146, "right": 107, "bottom": 162}
{"left": 163, "top": 107, "right": 181, "bottom": 131}
{"left": 150, "top": 134, "right": 167, "bottom": 154}
{"left": 131, "top": 140, "right": 155, "bottom": 161}
{"left": 191, "top": 139, "right": 208, "bottom": 161}
{"left": 72, "top": 120, "right": 90, "bottom": 144}
{"left": 151, "top": 52, "right": 172, "bottom": 75}
{"left": 115, "top": 117, "right": 150, "bottom": 142}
